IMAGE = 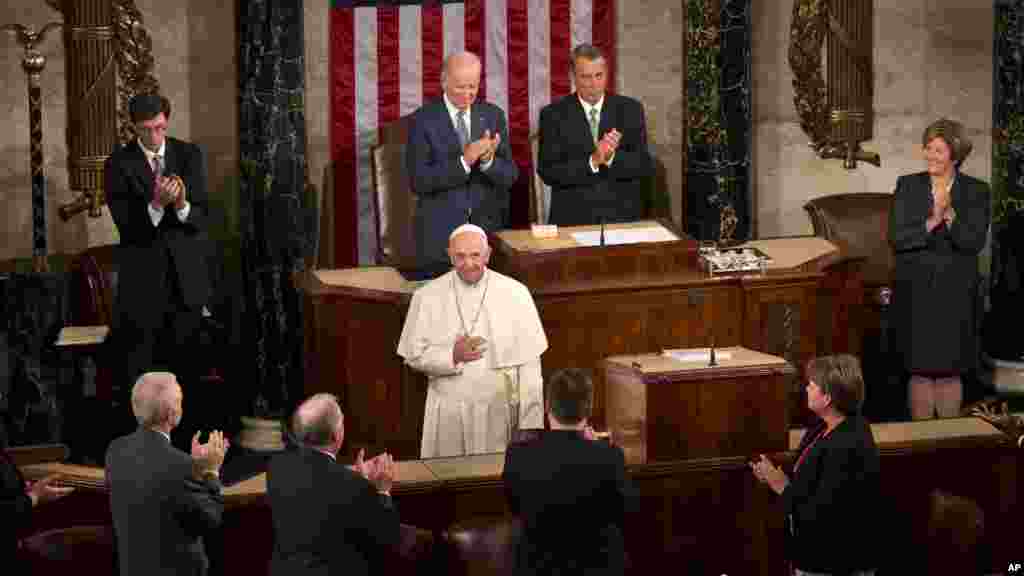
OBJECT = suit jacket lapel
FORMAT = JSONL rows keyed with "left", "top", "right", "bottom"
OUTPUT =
{"left": 436, "top": 100, "right": 463, "bottom": 155}
{"left": 162, "top": 139, "right": 175, "bottom": 177}
{"left": 472, "top": 106, "right": 486, "bottom": 141}
{"left": 128, "top": 141, "right": 156, "bottom": 195}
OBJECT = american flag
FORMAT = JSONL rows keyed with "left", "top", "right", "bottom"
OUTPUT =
{"left": 329, "top": 0, "right": 616, "bottom": 266}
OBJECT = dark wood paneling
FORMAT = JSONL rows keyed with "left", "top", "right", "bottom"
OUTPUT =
{"left": 537, "top": 284, "right": 743, "bottom": 429}
{"left": 20, "top": 431, "right": 1020, "bottom": 576}
{"left": 302, "top": 249, "right": 862, "bottom": 461}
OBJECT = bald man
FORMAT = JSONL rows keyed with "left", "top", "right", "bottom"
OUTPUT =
{"left": 105, "top": 372, "right": 227, "bottom": 576}
{"left": 398, "top": 224, "right": 548, "bottom": 457}
{"left": 267, "top": 394, "right": 399, "bottom": 576}
{"left": 406, "top": 51, "right": 519, "bottom": 278}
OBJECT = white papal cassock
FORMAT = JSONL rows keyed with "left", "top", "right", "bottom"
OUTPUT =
{"left": 397, "top": 268, "right": 548, "bottom": 458}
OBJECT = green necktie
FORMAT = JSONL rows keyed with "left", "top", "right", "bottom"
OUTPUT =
{"left": 589, "top": 108, "right": 599, "bottom": 142}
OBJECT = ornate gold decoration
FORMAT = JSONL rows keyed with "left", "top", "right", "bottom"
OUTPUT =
{"left": 2, "top": 21, "right": 63, "bottom": 272}
{"left": 112, "top": 0, "right": 160, "bottom": 144}
{"left": 54, "top": 0, "right": 161, "bottom": 221}
{"left": 967, "top": 399, "right": 1024, "bottom": 448}
{"left": 789, "top": 0, "right": 880, "bottom": 169}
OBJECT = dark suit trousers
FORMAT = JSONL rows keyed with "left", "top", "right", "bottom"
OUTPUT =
{"left": 113, "top": 252, "right": 204, "bottom": 450}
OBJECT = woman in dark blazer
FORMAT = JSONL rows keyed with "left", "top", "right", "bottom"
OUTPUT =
{"left": 888, "top": 118, "right": 991, "bottom": 419}
{"left": 751, "top": 355, "right": 881, "bottom": 576}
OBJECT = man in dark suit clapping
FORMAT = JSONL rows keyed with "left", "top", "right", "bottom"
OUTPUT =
{"left": 105, "top": 372, "right": 228, "bottom": 576}
{"left": 105, "top": 93, "right": 212, "bottom": 450}
{"left": 267, "top": 394, "right": 399, "bottom": 576}
{"left": 502, "top": 368, "right": 631, "bottom": 576}
{"left": 538, "top": 44, "right": 654, "bottom": 226}
{"left": 405, "top": 51, "right": 519, "bottom": 278}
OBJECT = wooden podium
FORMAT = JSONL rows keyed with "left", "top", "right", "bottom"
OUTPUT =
{"left": 302, "top": 224, "right": 861, "bottom": 461}
{"left": 491, "top": 219, "right": 698, "bottom": 289}
{"left": 604, "top": 347, "right": 794, "bottom": 464}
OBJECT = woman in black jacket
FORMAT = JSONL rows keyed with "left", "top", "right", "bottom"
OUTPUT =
{"left": 751, "top": 355, "right": 881, "bottom": 576}
{"left": 888, "top": 118, "right": 991, "bottom": 419}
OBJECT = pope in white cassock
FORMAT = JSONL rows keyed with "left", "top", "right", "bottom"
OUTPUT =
{"left": 397, "top": 224, "right": 548, "bottom": 458}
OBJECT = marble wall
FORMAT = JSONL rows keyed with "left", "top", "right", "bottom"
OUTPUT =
{"left": 753, "top": 0, "right": 994, "bottom": 238}
{"left": 618, "top": 1, "right": 686, "bottom": 225}
{"left": 0, "top": 0, "right": 237, "bottom": 263}
{"left": 0, "top": 1, "right": 995, "bottom": 261}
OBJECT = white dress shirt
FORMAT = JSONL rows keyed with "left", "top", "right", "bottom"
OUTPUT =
{"left": 141, "top": 139, "right": 191, "bottom": 226}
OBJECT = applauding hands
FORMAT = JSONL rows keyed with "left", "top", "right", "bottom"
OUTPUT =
{"left": 590, "top": 128, "right": 622, "bottom": 167}
{"left": 749, "top": 454, "right": 790, "bottom": 495}
{"left": 464, "top": 130, "right": 501, "bottom": 166}
{"left": 26, "top": 474, "right": 75, "bottom": 507}
{"left": 927, "top": 184, "right": 956, "bottom": 231}
{"left": 191, "top": 430, "right": 229, "bottom": 482}
{"left": 152, "top": 174, "right": 188, "bottom": 211}
{"left": 350, "top": 448, "right": 396, "bottom": 495}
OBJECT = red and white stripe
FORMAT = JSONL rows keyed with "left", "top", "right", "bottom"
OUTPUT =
{"left": 330, "top": 0, "right": 615, "bottom": 267}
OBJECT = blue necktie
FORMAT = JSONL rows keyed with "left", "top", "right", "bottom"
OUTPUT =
{"left": 456, "top": 110, "right": 469, "bottom": 147}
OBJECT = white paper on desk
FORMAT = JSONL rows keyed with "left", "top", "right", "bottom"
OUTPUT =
{"left": 663, "top": 348, "right": 733, "bottom": 363}
{"left": 570, "top": 226, "right": 678, "bottom": 247}
{"left": 55, "top": 325, "right": 110, "bottom": 346}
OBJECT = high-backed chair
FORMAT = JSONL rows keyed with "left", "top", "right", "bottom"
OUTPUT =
{"left": 804, "top": 192, "right": 903, "bottom": 419}
{"left": 925, "top": 490, "right": 990, "bottom": 575}
{"left": 528, "top": 132, "right": 549, "bottom": 225}
{"left": 803, "top": 192, "right": 894, "bottom": 306}
{"left": 370, "top": 118, "right": 418, "bottom": 270}
{"left": 443, "top": 516, "right": 520, "bottom": 576}
{"left": 385, "top": 523, "right": 437, "bottom": 575}
{"left": 69, "top": 244, "right": 227, "bottom": 403}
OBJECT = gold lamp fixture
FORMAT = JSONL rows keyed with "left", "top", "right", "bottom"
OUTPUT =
{"left": 790, "top": 0, "right": 880, "bottom": 169}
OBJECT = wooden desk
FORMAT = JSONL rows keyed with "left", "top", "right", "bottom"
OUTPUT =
{"left": 490, "top": 220, "right": 698, "bottom": 289}
{"left": 303, "top": 236, "right": 861, "bottom": 460}
{"left": 605, "top": 347, "right": 794, "bottom": 463}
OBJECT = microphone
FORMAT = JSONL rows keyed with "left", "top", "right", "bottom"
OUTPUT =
{"left": 600, "top": 217, "right": 606, "bottom": 246}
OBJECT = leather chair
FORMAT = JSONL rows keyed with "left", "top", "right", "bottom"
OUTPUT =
{"left": 803, "top": 192, "right": 894, "bottom": 306}
{"left": 19, "top": 525, "right": 116, "bottom": 576}
{"left": 925, "top": 490, "right": 990, "bottom": 575}
{"left": 443, "top": 515, "right": 520, "bottom": 576}
{"left": 804, "top": 193, "right": 901, "bottom": 419}
{"left": 385, "top": 523, "right": 437, "bottom": 575}
{"left": 66, "top": 245, "right": 119, "bottom": 408}
{"left": 528, "top": 132, "right": 549, "bottom": 225}
{"left": 370, "top": 118, "right": 418, "bottom": 269}
{"left": 69, "top": 244, "right": 227, "bottom": 400}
